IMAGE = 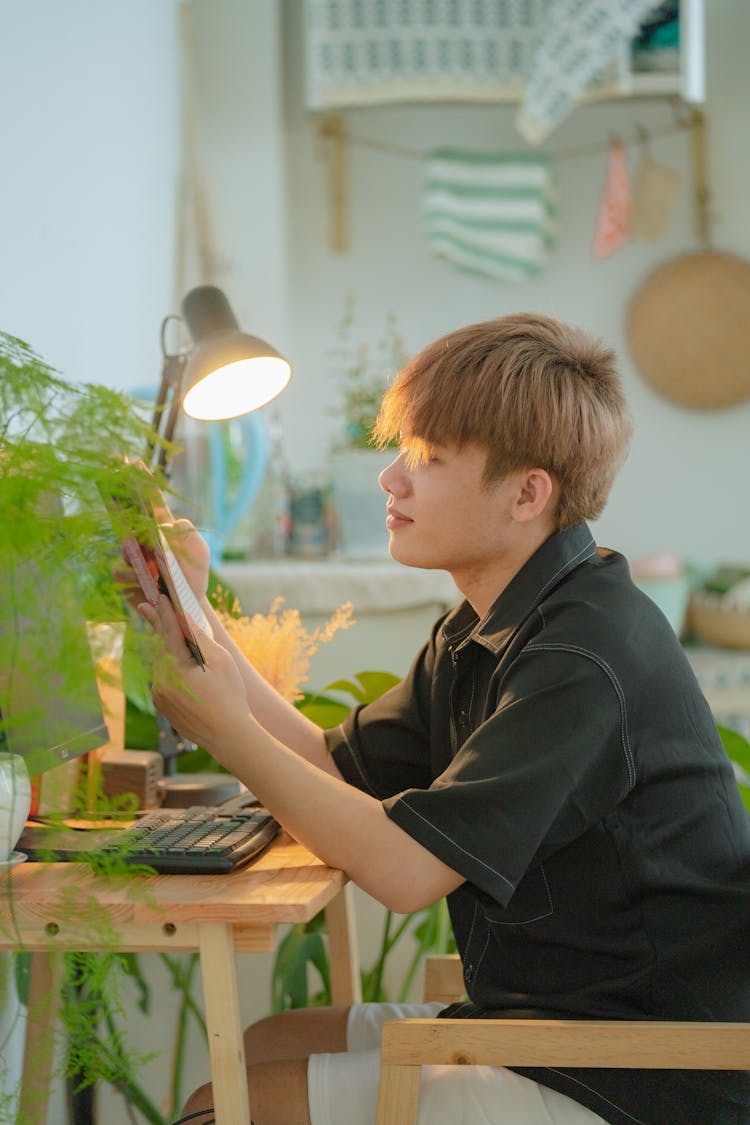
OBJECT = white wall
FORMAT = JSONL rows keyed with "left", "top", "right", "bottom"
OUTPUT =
{"left": 0, "top": 0, "right": 182, "bottom": 394}
{"left": 0, "top": 4, "right": 184, "bottom": 1122}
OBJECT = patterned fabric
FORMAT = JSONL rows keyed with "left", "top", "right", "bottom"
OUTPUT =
{"left": 305, "top": 0, "right": 557, "bottom": 109}
{"left": 517, "top": 0, "right": 663, "bottom": 143}
{"left": 304, "top": 1, "right": 663, "bottom": 142}
{"left": 423, "top": 149, "right": 556, "bottom": 281}
{"left": 592, "top": 140, "right": 631, "bottom": 259}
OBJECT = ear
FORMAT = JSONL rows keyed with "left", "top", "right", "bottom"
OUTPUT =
{"left": 513, "top": 468, "right": 556, "bottom": 523}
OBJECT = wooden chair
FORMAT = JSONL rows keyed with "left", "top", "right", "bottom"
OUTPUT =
{"left": 375, "top": 954, "right": 750, "bottom": 1124}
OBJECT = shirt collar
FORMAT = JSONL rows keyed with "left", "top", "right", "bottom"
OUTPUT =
{"left": 442, "top": 523, "right": 597, "bottom": 654}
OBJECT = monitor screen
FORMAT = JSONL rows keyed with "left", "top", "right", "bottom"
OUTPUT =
{"left": 0, "top": 547, "right": 108, "bottom": 778}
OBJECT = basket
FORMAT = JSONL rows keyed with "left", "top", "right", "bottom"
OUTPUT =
{"left": 687, "top": 593, "right": 750, "bottom": 650}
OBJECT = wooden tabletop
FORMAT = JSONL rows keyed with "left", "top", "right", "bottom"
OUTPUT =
{"left": 0, "top": 832, "right": 348, "bottom": 952}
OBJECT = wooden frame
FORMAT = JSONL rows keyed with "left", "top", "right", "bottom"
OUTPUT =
{"left": 1, "top": 837, "right": 360, "bottom": 1125}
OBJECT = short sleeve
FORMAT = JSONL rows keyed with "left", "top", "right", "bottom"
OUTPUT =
{"left": 324, "top": 622, "right": 440, "bottom": 798}
{"left": 383, "top": 645, "right": 635, "bottom": 904}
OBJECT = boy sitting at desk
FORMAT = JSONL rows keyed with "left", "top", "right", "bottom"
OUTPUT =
{"left": 135, "top": 313, "right": 750, "bottom": 1125}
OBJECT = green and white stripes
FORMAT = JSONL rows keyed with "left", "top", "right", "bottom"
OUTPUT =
{"left": 423, "top": 149, "right": 557, "bottom": 282}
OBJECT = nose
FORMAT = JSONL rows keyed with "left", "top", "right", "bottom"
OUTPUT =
{"left": 378, "top": 451, "right": 408, "bottom": 495}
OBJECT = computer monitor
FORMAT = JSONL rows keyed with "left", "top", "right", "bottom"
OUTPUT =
{"left": 0, "top": 549, "right": 108, "bottom": 779}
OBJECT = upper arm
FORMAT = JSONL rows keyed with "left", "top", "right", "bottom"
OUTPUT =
{"left": 325, "top": 631, "right": 438, "bottom": 797}
{"left": 384, "top": 646, "right": 632, "bottom": 905}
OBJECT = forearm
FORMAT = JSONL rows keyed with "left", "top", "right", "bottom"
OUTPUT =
{"left": 202, "top": 598, "right": 340, "bottom": 777}
{"left": 140, "top": 593, "right": 461, "bottom": 910}
{"left": 204, "top": 709, "right": 462, "bottom": 913}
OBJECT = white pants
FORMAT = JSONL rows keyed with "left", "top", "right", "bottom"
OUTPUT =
{"left": 307, "top": 1001, "right": 608, "bottom": 1125}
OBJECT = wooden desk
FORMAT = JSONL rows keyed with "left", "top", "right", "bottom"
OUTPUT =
{"left": 0, "top": 833, "right": 360, "bottom": 1125}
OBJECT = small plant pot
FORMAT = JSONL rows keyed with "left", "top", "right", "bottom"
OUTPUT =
{"left": 329, "top": 448, "right": 396, "bottom": 559}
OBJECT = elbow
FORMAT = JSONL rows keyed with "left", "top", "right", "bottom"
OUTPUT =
{"left": 375, "top": 880, "right": 447, "bottom": 916}
{"left": 379, "top": 889, "right": 436, "bottom": 915}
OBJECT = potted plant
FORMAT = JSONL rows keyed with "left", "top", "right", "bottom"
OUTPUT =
{"left": 327, "top": 299, "right": 406, "bottom": 559}
{"left": 0, "top": 331, "right": 170, "bottom": 801}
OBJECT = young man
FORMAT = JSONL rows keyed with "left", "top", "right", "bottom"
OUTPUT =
{"left": 140, "top": 314, "right": 750, "bottom": 1125}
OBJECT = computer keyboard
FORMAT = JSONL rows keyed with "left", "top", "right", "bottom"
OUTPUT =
{"left": 100, "top": 797, "right": 280, "bottom": 874}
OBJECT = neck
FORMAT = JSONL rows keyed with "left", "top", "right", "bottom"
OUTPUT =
{"left": 451, "top": 522, "right": 556, "bottom": 619}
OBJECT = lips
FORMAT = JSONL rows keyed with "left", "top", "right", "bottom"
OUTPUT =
{"left": 386, "top": 507, "right": 413, "bottom": 529}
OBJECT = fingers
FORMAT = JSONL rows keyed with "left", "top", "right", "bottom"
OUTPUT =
{"left": 150, "top": 493, "right": 176, "bottom": 527}
{"left": 137, "top": 595, "right": 188, "bottom": 657}
{"left": 135, "top": 601, "right": 159, "bottom": 630}
{"left": 138, "top": 598, "right": 217, "bottom": 673}
{"left": 127, "top": 458, "right": 179, "bottom": 528}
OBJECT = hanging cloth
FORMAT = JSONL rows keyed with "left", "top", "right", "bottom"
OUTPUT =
{"left": 592, "top": 140, "right": 632, "bottom": 259}
{"left": 423, "top": 150, "right": 557, "bottom": 282}
{"left": 518, "top": 0, "right": 664, "bottom": 144}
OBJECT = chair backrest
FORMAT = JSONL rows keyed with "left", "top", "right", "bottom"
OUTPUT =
{"left": 422, "top": 953, "right": 465, "bottom": 1004}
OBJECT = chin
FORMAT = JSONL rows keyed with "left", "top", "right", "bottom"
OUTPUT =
{"left": 388, "top": 539, "right": 442, "bottom": 571}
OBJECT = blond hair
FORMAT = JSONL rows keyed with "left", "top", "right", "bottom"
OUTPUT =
{"left": 373, "top": 313, "right": 632, "bottom": 529}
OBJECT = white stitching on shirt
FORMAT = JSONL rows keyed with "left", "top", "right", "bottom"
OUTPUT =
{"left": 472, "top": 923, "right": 492, "bottom": 981}
{"left": 478, "top": 537, "right": 596, "bottom": 654}
{"left": 542, "top": 1069, "right": 651, "bottom": 1125}
{"left": 488, "top": 864, "right": 554, "bottom": 925}
{"left": 534, "top": 537, "right": 595, "bottom": 606}
{"left": 467, "top": 666, "right": 476, "bottom": 720}
{"left": 465, "top": 899, "right": 479, "bottom": 952}
{"left": 524, "top": 643, "right": 637, "bottom": 789}
{"left": 396, "top": 796, "right": 515, "bottom": 889}
{"left": 443, "top": 616, "right": 477, "bottom": 647}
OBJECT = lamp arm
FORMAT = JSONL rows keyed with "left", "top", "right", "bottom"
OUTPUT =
{"left": 144, "top": 351, "right": 188, "bottom": 474}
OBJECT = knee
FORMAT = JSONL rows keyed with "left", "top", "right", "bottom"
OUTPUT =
{"left": 244, "top": 1011, "right": 294, "bottom": 1066}
{"left": 178, "top": 1079, "right": 215, "bottom": 1122}
{"left": 244, "top": 1005, "right": 351, "bottom": 1067}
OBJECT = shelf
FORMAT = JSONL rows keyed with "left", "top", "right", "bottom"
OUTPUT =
{"left": 218, "top": 558, "right": 461, "bottom": 616}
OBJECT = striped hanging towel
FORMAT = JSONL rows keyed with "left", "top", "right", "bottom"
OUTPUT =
{"left": 423, "top": 150, "right": 557, "bottom": 282}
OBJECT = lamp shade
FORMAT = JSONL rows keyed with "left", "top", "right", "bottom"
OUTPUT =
{"left": 179, "top": 285, "right": 291, "bottom": 421}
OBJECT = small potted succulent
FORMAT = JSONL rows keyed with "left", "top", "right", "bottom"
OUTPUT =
{"left": 327, "top": 300, "right": 406, "bottom": 559}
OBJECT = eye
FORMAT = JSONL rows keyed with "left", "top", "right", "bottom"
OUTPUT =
{"left": 399, "top": 437, "right": 442, "bottom": 468}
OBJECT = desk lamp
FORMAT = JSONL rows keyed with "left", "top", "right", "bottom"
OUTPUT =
{"left": 144, "top": 285, "right": 291, "bottom": 803}
{"left": 145, "top": 284, "right": 291, "bottom": 474}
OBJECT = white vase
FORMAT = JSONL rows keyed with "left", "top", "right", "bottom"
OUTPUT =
{"left": 0, "top": 951, "right": 25, "bottom": 1119}
{"left": 0, "top": 754, "right": 32, "bottom": 860}
{"left": 329, "top": 448, "right": 397, "bottom": 559}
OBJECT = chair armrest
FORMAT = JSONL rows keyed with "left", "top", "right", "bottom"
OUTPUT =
{"left": 380, "top": 1017, "right": 750, "bottom": 1070}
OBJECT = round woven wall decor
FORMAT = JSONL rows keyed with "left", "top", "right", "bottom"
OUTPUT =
{"left": 626, "top": 250, "right": 750, "bottom": 409}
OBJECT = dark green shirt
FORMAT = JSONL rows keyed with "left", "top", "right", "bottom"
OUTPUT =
{"left": 327, "top": 524, "right": 750, "bottom": 1125}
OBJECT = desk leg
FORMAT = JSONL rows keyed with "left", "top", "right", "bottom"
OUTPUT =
{"left": 18, "top": 951, "right": 63, "bottom": 1125}
{"left": 198, "top": 923, "right": 251, "bottom": 1125}
{"left": 326, "top": 884, "right": 362, "bottom": 1006}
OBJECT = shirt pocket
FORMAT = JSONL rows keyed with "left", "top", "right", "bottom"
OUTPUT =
{"left": 484, "top": 863, "right": 554, "bottom": 927}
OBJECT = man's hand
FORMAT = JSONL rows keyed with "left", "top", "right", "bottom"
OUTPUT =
{"left": 113, "top": 494, "right": 211, "bottom": 613}
{"left": 137, "top": 595, "right": 249, "bottom": 766}
{"left": 152, "top": 497, "right": 211, "bottom": 603}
